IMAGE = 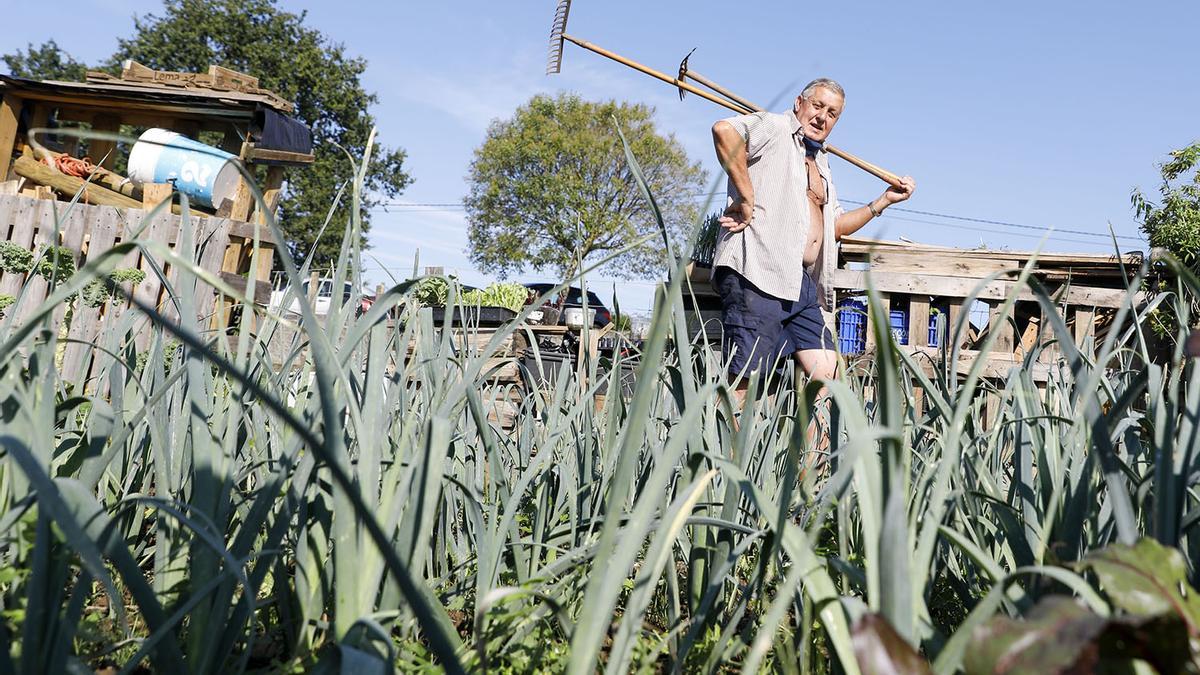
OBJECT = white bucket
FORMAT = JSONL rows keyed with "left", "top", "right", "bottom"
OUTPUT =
{"left": 127, "top": 128, "right": 241, "bottom": 210}
{"left": 563, "top": 307, "right": 596, "bottom": 328}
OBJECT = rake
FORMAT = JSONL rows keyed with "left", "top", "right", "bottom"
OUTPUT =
{"left": 546, "top": 0, "right": 904, "bottom": 188}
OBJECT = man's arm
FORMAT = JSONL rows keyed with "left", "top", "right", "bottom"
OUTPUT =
{"left": 712, "top": 120, "right": 754, "bottom": 233}
{"left": 834, "top": 176, "right": 917, "bottom": 240}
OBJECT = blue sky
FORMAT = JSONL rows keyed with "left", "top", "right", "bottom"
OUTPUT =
{"left": 3, "top": 0, "right": 1198, "bottom": 313}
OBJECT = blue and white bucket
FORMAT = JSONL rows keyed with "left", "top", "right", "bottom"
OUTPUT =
{"left": 127, "top": 128, "right": 241, "bottom": 209}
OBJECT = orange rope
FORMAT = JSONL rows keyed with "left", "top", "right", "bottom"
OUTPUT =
{"left": 44, "top": 154, "right": 99, "bottom": 179}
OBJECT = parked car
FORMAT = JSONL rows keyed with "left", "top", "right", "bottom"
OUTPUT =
{"left": 269, "top": 278, "right": 372, "bottom": 316}
{"left": 523, "top": 283, "right": 613, "bottom": 327}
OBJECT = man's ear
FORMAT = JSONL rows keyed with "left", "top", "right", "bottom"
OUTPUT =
{"left": 793, "top": 95, "right": 805, "bottom": 113}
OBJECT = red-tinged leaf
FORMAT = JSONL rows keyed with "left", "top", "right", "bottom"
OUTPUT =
{"left": 852, "top": 613, "right": 932, "bottom": 675}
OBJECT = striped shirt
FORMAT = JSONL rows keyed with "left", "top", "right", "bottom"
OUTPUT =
{"left": 713, "top": 111, "right": 843, "bottom": 309}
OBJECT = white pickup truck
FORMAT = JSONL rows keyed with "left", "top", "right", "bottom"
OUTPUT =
{"left": 267, "top": 278, "right": 372, "bottom": 316}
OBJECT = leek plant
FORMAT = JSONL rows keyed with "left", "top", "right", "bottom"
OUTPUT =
{"left": 0, "top": 127, "right": 1196, "bottom": 674}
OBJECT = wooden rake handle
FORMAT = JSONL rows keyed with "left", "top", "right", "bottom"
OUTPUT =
{"left": 561, "top": 34, "right": 905, "bottom": 188}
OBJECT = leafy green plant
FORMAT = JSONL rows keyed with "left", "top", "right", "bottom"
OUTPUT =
{"left": 690, "top": 211, "right": 721, "bottom": 267}
{"left": 1134, "top": 141, "right": 1200, "bottom": 273}
{"left": 0, "top": 294, "right": 14, "bottom": 316}
{"left": 80, "top": 267, "right": 146, "bottom": 307}
{"left": 0, "top": 241, "right": 33, "bottom": 275}
{"left": 412, "top": 276, "right": 449, "bottom": 306}
{"left": 459, "top": 282, "right": 529, "bottom": 312}
{"left": 35, "top": 244, "right": 76, "bottom": 282}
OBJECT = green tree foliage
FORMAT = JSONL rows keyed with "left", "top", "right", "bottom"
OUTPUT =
{"left": 105, "top": 0, "right": 411, "bottom": 266}
{"left": 2, "top": 0, "right": 411, "bottom": 268}
{"left": 1, "top": 40, "right": 87, "bottom": 81}
{"left": 464, "top": 93, "right": 707, "bottom": 281}
{"left": 1133, "top": 142, "right": 1200, "bottom": 273}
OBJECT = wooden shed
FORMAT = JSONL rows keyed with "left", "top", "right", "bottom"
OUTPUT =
{"left": 0, "top": 62, "right": 314, "bottom": 384}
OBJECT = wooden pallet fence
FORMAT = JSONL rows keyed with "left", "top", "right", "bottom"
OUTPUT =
{"left": 0, "top": 193, "right": 275, "bottom": 385}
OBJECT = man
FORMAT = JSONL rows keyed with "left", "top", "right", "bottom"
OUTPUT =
{"left": 711, "top": 78, "right": 916, "bottom": 391}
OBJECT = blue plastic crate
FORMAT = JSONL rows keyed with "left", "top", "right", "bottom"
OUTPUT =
{"left": 837, "top": 299, "right": 866, "bottom": 354}
{"left": 889, "top": 309, "right": 909, "bottom": 345}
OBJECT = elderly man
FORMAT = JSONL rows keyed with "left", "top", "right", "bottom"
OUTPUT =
{"left": 711, "top": 78, "right": 916, "bottom": 390}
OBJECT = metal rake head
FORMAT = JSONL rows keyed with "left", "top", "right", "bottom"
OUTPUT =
{"left": 546, "top": 0, "right": 573, "bottom": 74}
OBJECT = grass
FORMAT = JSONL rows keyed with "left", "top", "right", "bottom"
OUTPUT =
{"left": 0, "top": 127, "right": 1197, "bottom": 673}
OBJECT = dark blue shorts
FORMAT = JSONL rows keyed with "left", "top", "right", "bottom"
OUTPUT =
{"left": 714, "top": 266, "right": 835, "bottom": 376}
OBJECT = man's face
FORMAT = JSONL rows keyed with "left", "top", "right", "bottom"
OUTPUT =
{"left": 793, "top": 87, "right": 844, "bottom": 143}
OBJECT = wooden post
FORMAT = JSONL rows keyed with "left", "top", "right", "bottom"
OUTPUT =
{"left": 89, "top": 114, "right": 122, "bottom": 170}
{"left": 142, "top": 183, "right": 173, "bottom": 210}
{"left": 229, "top": 177, "right": 253, "bottom": 222}
{"left": 258, "top": 165, "right": 285, "bottom": 222}
{"left": 216, "top": 237, "right": 246, "bottom": 330}
{"left": 0, "top": 94, "right": 23, "bottom": 182}
{"left": 910, "top": 297, "right": 930, "bottom": 348}
{"left": 1015, "top": 316, "right": 1040, "bottom": 360}
{"left": 866, "top": 293, "right": 889, "bottom": 352}
{"left": 1038, "top": 307, "right": 1061, "bottom": 365}
{"left": 1074, "top": 307, "right": 1095, "bottom": 353}
{"left": 947, "top": 298, "right": 965, "bottom": 348}
{"left": 990, "top": 302, "right": 1015, "bottom": 355}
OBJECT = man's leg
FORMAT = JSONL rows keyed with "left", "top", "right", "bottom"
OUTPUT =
{"left": 785, "top": 270, "right": 840, "bottom": 474}
{"left": 792, "top": 348, "right": 837, "bottom": 477}
{"left": 796, "top": 348, "right": 838, "bottom": 382}
{"left": 714, "top": 267, "right": 786, "bottom": 418}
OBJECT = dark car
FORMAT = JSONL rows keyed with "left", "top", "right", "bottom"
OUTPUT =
{"left": 523, "top": 283, "right": 613, "bottom": 327}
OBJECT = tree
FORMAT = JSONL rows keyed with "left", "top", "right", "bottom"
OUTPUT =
{"left": 1133, "top": 142, "right": 1200, "bottom": 274}
{"left": 464, "top": 93, "right": 707, "bottom": 281}
{"left": 2, "top": 40, "right": 87, "bottom": 81}
{"left": 3, "top": 0, "right": 411, "bottom": 267}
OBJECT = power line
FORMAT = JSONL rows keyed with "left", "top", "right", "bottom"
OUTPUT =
{"left": 367, "top": 195, "right": 1144, "bottom": 244}
{"left": 838, "top": 199, "right": 1142, "bottom": 243}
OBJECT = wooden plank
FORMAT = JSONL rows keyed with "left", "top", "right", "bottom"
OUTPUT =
{"left": 246, "top": 144, "right": 314, "bottom": 166}
{"left": 1074, "top": 308, "right": 1095, "bottom": 350}
{"left": 865, "top": 293, "right": 888, "bottom": 352}
{"left": 195, "top": 219, "right": 232, "bottom": 327}
{"left": 841, "top": 236, "right": 1144, "bottom": 266}
{"left": 1015, "top": 316, "right": 1040, "bottom": 360}
{"left": 0, "top": 94, "right": 23, "bottom": 182}
{"left": 130, "top": 209, "right": 173, "bottom": 349}
{"left": 910, "top": 297, "right": 929, "bottom": 348}
{"left": 0, "top": 196, "right": 25, "bottom": 300}
{"left": 947, "top": 298, "right": 965, "bottom": 349}
{"left": 227, "top": 219, "right": 277, "bottom": 246}
{"left": 10, "top": 200, "right": 57, "bottom": 327}
{"left": 49, "top": 206, "right": 89, "bottom": 329}
{"left": 62, "top": 207, "right": 121, "bottom": 385}
{"left": 217, "top": 270, "right": 272, "bottom": 305}
{"left": 258, "top": 165, "right": 285, "bottom": 220}
{"left": 17, "top": 91, "right": 257, "bottom": 122}
{"left": 207, "top": 64, "right": 260, "bottom": 90}
{"left": 229, "top": 177, "right": 253, "bottom": 222}
{"left": 880, "top": 345, "right": 1049, "bottom": 382}
{"left": 989, "top": 303, "right": 1015, "bottom": 354}
{"left": 830, "top": 268, "right": 1136, "bottom": 309}
{"left": 215, "top": 234, "right": 245, "bottom": 329}
{"left": 142, "top": 183, "right": 173, "bottom": 210}
{"left": 869, "top": 251, "right": 1018, "bottom": 277}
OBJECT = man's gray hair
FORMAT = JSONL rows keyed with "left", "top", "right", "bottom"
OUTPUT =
{"left": 801, "top": 78, "right": 845, "bottom": 100}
